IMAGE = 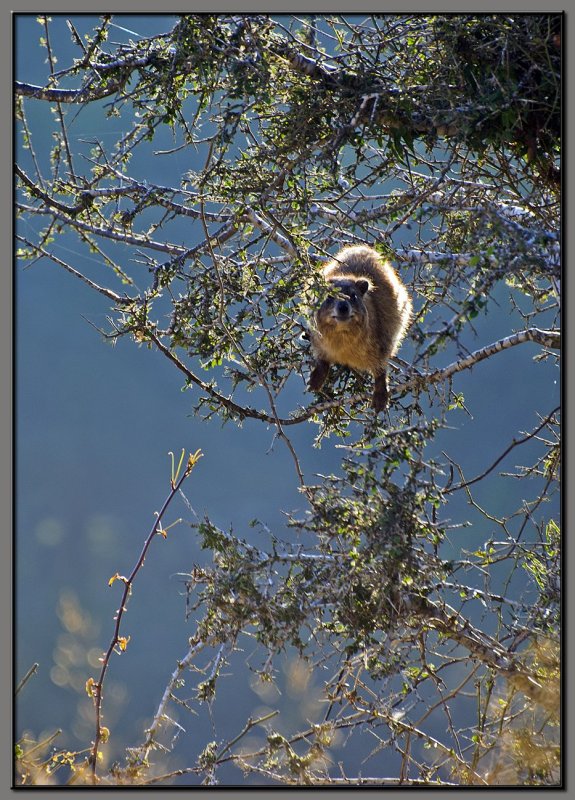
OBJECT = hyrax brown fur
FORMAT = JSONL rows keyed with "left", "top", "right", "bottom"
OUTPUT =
{"left": 308, "top": 245, "right": 412, "bottom": 411}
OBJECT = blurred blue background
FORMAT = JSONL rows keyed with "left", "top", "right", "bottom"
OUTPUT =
{"left": 15, "top": 14, "right": 559, "bottom": 784}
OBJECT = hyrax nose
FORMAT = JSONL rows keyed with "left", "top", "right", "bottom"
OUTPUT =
{"left": 336, "top": 299, "right": 351, "bottom": 317}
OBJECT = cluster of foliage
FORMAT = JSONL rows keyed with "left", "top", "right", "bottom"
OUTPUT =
{"left": 16, "top": 13, "right": 560, "bottom": 786}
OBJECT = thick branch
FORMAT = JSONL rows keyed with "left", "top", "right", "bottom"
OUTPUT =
{"left": 398, "top": 328, "right": 560, "bottom": 403}
{"left": 15, "top": 78, "right": 126, "bottom": 104}
{"left": 270, "top": 40, "right": 341, "bottom": 88}
{"left": 146, "top": 327, "right": 559, "bottom": 427}
{"left": 15, "top": 46, "right": 164, "bottom": 104}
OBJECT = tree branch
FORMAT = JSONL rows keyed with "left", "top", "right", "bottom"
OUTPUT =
{"left": 16, "top": 164, "right": 87, "bottom": 216}
{"left": 88, "top": 450, "right": 202, "bottom": 782}
{"left": 146, "top": 326, "right": 560, "bottom": 428}
{"left": 411, "top": 596, "right": 553, "bottom": 710}
{"left": 402, "top": 328, "right": 560, "bottom": 397}
{"left": 15, "top": 78, "right": 127, "bottom": 104}
{"left": 443, "top": 405, "right": 560, "bottom": 494}
{"left": 16, "top": 234, "right": 132, "bottom": 306}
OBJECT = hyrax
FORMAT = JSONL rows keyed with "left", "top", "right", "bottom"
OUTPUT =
{"left": 308, "top": 245, "right": 412, "bottom": 411}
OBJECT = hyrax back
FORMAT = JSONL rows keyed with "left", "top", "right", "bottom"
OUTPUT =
{"left": 308, "top": 245, "right": 412, "bottom": 411}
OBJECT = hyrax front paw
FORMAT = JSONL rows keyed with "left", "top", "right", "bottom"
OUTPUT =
{"left": 309, "top": 360, "right": 331, "bottom": 392}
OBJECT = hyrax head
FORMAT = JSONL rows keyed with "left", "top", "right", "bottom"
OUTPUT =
{"left": 316, "top": 278, "right": 371, "bottom": 329}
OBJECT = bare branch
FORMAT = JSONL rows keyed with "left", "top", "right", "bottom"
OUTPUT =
{"left": 443, "top": 405, "right": 560, "bottom": 494}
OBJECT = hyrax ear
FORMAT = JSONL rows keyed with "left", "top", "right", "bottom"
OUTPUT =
{"left": 356, "top": 279, "right": 370, "bottom": 296}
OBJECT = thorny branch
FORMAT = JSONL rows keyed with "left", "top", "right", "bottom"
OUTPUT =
{"left": 87, "top": 450, "right": 202, "bottom": 782}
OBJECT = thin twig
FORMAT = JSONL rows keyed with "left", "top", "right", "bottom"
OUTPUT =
{"left": 15, "top": 663, "right": 39, "bottom": 695}
{"left": 88, "top": 450, "right": 202, "bottom": 782}
{"left": 443, "top": 405, "right": 560, "bottom": 494}
{"left": 16, "top": 235, "right": 132, "bottom": 306}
